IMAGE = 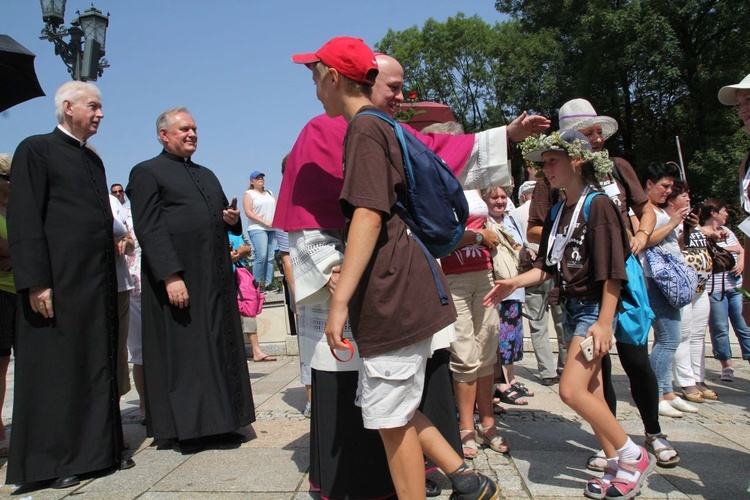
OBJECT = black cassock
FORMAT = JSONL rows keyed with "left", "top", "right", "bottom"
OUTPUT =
{"left": 6, "top": 128, "right": 123, "bottom": 484}
{"left": 127, "top": 150, "right": 254, "bottom": 441}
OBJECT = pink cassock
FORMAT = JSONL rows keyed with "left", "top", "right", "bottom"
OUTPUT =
{"left": 274, "top": 114, "right": 475, "bottom": 231}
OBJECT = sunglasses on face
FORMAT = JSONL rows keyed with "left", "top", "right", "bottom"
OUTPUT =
{"left": 112, "top": 189, "right": 123, "bottom": 193}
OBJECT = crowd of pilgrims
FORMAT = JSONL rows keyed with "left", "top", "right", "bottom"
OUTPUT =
{"left": 1, "top": 46, "right": 749, "bottom": 499}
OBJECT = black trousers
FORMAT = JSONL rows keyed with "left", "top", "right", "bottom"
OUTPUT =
{"left": 602, "top": 342, "right": 661, "bottom": 435}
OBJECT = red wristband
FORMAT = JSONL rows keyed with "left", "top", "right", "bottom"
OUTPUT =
{"left": 330, "top": 338, "right": 354, "bottom": 363}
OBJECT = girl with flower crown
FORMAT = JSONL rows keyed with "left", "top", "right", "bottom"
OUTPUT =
{"left": 484, "top": 130, "right": 655, "bottom": 500}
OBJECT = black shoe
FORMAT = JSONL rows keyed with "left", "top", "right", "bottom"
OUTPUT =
{"left": 210, "top": 431, "right": 246, "bottom": 445}
{"left": 119, "top": 457, "right": 135, "bottom": 470}
{"left": 541, "top": 375, "right": 560, "bottom": 386}
{"left": 50, "top": 475, "right": 80, "bottom": 489}
{"left": 176, "top": 437, "right": 205, "bottom": 454}
{"left": 426, "top": 478, "right": 441, "bottom": 497}
{"left": 153, "top": 438, "right": 175, "bottom": 450}
{"left": 450, "top": 472, "right": 499, "bottom": 500}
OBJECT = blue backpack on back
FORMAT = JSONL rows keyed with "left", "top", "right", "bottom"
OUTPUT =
{"left": 550, "top": 191, "right": 654, "bottom": 346}
{"left": 354, "top": 110, "right": 469, "bottom": 306}
{"left": 355, "top": 110, "right": 469, "bottom": 258}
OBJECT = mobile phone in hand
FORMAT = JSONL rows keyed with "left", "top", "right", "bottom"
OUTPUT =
{"left": 228, "top": 198, "right": 237, "bottom": 210}
{"left": 580, "top": 336, "right": 595, "bottom": 362}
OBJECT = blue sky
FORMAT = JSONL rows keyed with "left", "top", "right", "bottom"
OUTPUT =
{"left": 1, "top": 0, "right": 506, "bottom": 221}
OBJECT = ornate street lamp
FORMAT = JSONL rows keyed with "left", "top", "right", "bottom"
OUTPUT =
{"left": 39, "top": 0, "right": 110, "bottom": 81}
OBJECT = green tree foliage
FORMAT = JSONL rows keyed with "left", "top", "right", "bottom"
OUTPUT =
{"left": 376, "top": 2, "right": 750, "bottom": 213}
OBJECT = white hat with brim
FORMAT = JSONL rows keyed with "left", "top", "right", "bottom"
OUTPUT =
{"left": 558, "top": 98, "right": 619, "bottom": 140}
{"left": 718, "top": 73, "right": 750, "bottom": 105}
{"left": 524, "top": 130, "right": 592, "bottom": 163}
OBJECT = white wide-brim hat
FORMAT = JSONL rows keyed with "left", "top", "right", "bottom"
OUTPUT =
{"left": 718, "top": 73, "right": 750, "bottom": 105}
{"left": 558, "top": 98, "right": 619, "bottom": 140}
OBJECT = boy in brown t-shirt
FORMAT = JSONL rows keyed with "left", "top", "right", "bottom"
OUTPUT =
{"left": 293, "top": 37, "right": 499, "bottom": 500}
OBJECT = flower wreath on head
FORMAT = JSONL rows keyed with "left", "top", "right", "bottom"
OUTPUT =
{"left": 519, "top": 132, "right": 614, "bottom": 181}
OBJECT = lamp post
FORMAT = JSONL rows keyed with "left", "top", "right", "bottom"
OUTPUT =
{"left": 39, "top": 0, "right": 110, "bottom": 81}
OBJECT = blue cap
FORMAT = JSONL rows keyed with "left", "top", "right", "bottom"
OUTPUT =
{"left": 249, "top": 170, "right": 265, "bottom": 179}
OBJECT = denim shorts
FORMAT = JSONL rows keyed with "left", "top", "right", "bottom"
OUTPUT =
{"left": 561, "top": 297, "right": 618, "bottom": 343}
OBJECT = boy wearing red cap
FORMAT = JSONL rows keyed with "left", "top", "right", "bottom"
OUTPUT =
{"left": 293, "top": 37, "right": 499, "bottom": 500}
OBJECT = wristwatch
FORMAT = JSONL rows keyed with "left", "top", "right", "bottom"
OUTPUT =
{"left": 475, "top": 231, "right": 484, "bottom": 244}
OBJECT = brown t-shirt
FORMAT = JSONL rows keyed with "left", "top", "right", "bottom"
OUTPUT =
{"left": 528, "top": 157, "right": 647, "bottom": 234}
{"left": 534, "top": 193, "right": 630, "bottom": 301}
{"left": 339, "top": 106, "right": 457, "bottom": 358}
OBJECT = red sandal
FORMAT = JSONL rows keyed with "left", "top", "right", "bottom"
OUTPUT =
{"left": 605, "top": 446, "right": 655, "bottom": 499}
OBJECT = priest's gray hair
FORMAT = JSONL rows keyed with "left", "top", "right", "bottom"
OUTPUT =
{"left": 420, "top": 121, "right": 464, "bottom": 135}
{"left": 156, "top": 107, "right": 190, "bottom": 145}
{"left": 54, "top": 81, "right": 102, "bottom": 124}
{"left": 0, "top": 154, "right": 11, "bottom": 175}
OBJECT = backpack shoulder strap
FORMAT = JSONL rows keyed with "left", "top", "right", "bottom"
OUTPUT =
{"left": 583, "top": 191, "right": 607, "bottom": 222}
{"left": 549, "top": 200, "right": 564, "bottom": 222}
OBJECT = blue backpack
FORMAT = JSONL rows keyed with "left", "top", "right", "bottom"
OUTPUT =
{"left": 355, "top": 110, "right": 469, "bottom": 305}
{"left": 550, "top": 192, "right": 654, "bottom": 346}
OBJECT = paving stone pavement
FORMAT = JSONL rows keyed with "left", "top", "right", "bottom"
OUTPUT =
{"left": 0, "top": 354, "right": 748, "bottom": 498}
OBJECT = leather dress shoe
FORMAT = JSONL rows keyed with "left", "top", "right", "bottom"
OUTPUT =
{"left": 119, "top": 457, "right": 136, "bottom": 470}
{"left": 425, "top": 478, "right": 441, "bottom": 497}
{"left": 50, "top": 475, "right": 80, "bottom": 489}
{"left": 541, "top": 376, "right": 560, "bottom": 386}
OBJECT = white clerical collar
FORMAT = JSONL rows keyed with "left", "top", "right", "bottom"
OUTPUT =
{"left": 57, "top": 124, "right": 86, "bottom": 146}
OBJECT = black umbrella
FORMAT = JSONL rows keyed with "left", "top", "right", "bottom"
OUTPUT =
{"left": 0, "top": 34, "right": 45, "bottom": 112}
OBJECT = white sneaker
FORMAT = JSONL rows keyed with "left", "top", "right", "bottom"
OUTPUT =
{"left": 668, "top": 396, "right": 698, "bottom": 413}
{"left": 658, "top": 400, "right": 683, "bottom": 418}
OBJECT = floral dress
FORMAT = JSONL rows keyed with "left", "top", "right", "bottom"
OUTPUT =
{"left": 495, "top": 214, "right": 525, "bottom": 364}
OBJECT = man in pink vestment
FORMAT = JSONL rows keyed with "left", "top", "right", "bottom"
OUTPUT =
{"left": 274, "top": 53, "right": 549, "bottom": 499}
{"left": 275, "top": 54, "right": 549, "bottom": 233}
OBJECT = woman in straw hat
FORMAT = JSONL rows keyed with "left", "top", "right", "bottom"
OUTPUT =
{"left": 715, "top": 73, "right": 750, "bottom": 373}
{"left": 718, "top": 73, "right": 750, "bottom": 287}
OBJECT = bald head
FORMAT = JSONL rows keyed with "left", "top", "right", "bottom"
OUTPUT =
{"left": 372, "top": 54, "right": 405, "bottom": 116}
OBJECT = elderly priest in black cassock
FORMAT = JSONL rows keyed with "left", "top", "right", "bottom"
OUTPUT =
{"left": 6, "top": 81, "right": 133, "bottom": 490}
{"left": 127, "top": 107, "right": 254, "bottom": 449}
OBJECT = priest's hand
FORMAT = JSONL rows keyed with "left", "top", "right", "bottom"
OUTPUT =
{"left": 507, "top": 111, "right": 551, "bottom": 143}
{"left": 223, "top": 197, "right": 240, "bottom": 226}
{"left": 29, "top": 287, "right": 54, "bottom": 318}
{"left": 164, "top": 274, "right": 189, "bottom": 308}
{"left": 115, "top": 237, "right": 128, "bottom": 256}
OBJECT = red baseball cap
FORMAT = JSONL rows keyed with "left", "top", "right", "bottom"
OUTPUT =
{"left": 292, "top": 36, "right": 378, "bottom": 86}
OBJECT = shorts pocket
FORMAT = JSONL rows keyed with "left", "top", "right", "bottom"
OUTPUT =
{"left": 365, "top": 359, "right": 418, "bottom": 381}
{"left": 361, "top": 359, "right": 420, "bottom": 422}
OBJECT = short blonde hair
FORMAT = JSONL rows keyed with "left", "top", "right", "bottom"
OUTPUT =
{"left": 311, "top": 62, "right": 372, "bottom": 97}
{"left": 0, "top": 154, "right": 11, "bottom": 175}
